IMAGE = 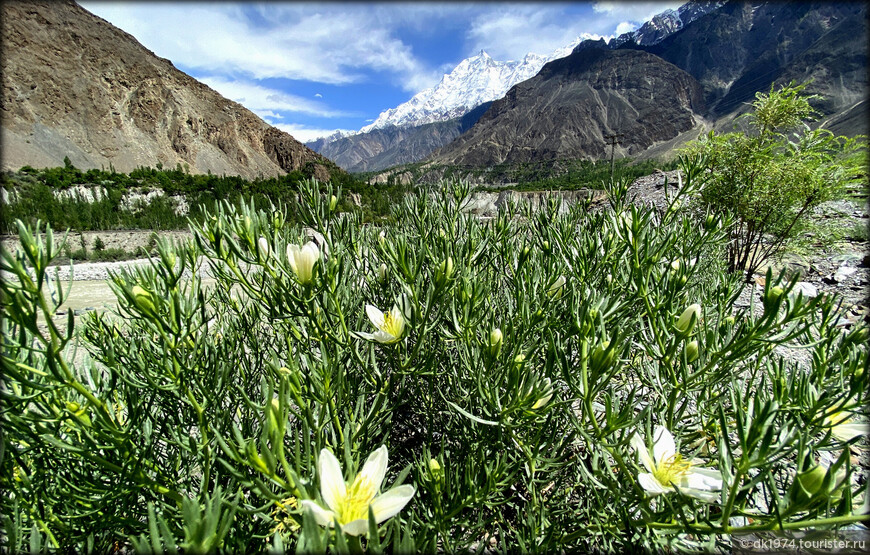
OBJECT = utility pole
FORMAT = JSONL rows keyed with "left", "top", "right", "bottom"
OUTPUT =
{"left": 604, "top": 133, "right": 624, "bottom": 180}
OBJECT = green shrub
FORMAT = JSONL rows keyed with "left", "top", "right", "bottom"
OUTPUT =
{"left": 1, "top": 173, "right": 866, "bottom": 552}
{"left": 681, "top": 83, "right": 867, "bottom": 281}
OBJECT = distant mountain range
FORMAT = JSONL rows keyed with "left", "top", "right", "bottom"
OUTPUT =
{"left": 305, "top": 0, "right": 733, "bottom": 172}
{"left": 427, "top": 1, "right": 866, "bottom": 175}
{"left": 2, "top": 1, "right": 864, "bottom": 182}
{"left": 1, "top": 0, "right": 337, "bottom": 180}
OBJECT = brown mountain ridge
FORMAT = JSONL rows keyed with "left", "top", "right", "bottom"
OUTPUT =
{"left": 1, "top": 0, "right": 336, "bottom": 180}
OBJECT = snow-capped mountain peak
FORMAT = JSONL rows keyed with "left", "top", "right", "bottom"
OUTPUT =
{"left": 359, "top": 48, "right": 555, "bottom": 133}
{"left": 311, "top": 0, "right": 725, "bottom": 143}
{"left": 612, "top": 0, "right": 724, "bottom": 47}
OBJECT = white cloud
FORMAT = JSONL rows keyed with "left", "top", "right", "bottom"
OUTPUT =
{"left": 272, "top": 124, "right": 355, "bottom": 144}
{"left": 466, "top": 8, "right": 587, "bottom": 61}
{"left": 593, "top": 2, "right": 684, "bottom": 26}
{"left": 80, "top": 2, "right": 441, "bottom": 93}
{"left": 198, "top": 76, "right": 351, "bottom": 119}
{"left": 253, "top": 110, "right": 284, "bottom": 120}
{"left": 615, "top": 21, "right": 638, "bottom": 35}
{"left": 314, "top": 93, "right": 323, "bottom": 98}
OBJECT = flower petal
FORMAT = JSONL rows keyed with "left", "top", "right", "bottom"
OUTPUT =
{"left": 358, "top": 445, "right": 389, "bottom": 497}
{"left": 652, "top": 426, "right": 676, "bottom": 464}
{"left": 301, "top": 500, "right": 336, "bottom": 528}
{"left": 373, "top": 331, "right": 398, "bottom": 344}
{"left": 302, "top": 241, "right": 321, "bottom": 261}
{"left": 832, "top": 421, "right": 869, "bottom": 442}
{"left": 685, "top": 468, "right": 723, "bottom": 491}
{"left": 318, "top": 448, "right": 346, "bottom": 512}
{"left": 366, "top": 305, "right": 385, "bottom": 329}
{"left": 370, "top": 485, "right": 416, "bottom": 524}
{"left": 341, "top": 518, "right": 369, "bottom": 537}
{"left": 631, "top": 433, "right": 655, "bottom": 473}
{"left": 638, "top": 472, "right": 669, "bottom": 495}
{"left": 682, "top": 488, "right": 720, "bottom": 503}
{"left": 287, "top": 245, "right": 300, "bottom": 274}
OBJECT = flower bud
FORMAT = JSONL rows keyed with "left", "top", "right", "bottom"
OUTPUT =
{"left": 257, "top": 237, "right": 270, "bottom": 259}
{"left": 542, "top": 241, "right": 551, "bottom": 254}
{"left": 793, "top": 465, "right": 827, "bottom": 504}
{"left": 132, "top": 285, "right": 156, "bottom": 314}
{"left": 518, "top": 245, "right": 532, "bottom": 269}
{"left": 670, "top": 259, "right": 681, "bottom": 272}
{"left": 705, "top": 212, "right": 716, "bottom": 231}
{"left": 685, "top": 340, "right": 699, "bottom": 363}
{"left": 513, "top": 353, "right": 526, "bottom": 367}
{"left": 378, "top": 263, "right": 388, "bottom": 283}
{"left": 489, "top": 328, "right": 503, "bottom": 358}
{"left": 329, "top": 194, "right": 338, "bottom": 212}
{"left": 428, "top": 458, "right": 444, "bottom": 484}
{"left": 763, "top": 286, "right": 785, "bottom": 315}
{"left": 435, "top": 256, "right": 455, "bottom": 287}
{"left": 548, "top": 275, "right": 566, "bottom": 298}
{"left": 590, "top": 340, "right": 615, "bottom": 374}
{"left": 675, "top": 304, "right": 701, "bottom": 335}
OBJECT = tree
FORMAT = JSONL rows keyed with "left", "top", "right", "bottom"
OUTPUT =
{"left": 682, "top": 83, "right": 866, "bottom": 282}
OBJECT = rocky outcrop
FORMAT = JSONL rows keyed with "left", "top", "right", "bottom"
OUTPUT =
{"left": 1, "top": 0, "right": 335, "bottom": 181}
{"left": 427, "top": 48, "right": 704, "bottom": 168}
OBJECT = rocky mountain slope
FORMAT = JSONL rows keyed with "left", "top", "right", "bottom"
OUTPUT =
{"left": 307, "top": 102, "right": 492, "bottom": 173}
{"left": 308, "top": 0, "right": 725, "bottom": 173}
{"left": 425, "top": 0, "right": 866, "bottom": 171}
{"left": 306, "top": 43, "right": 585, "bottom": 172}
{"left": 1, "top": 0, "right": 336, "bottom": 180}
{"left": 642, "top": 1, "right": 867, "bottom": 123}
{"left": 427, "top": 48, "right": 704, "bottom": 168}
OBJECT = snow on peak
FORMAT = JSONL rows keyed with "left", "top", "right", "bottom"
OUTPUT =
{"left": 360, "top": 47, "right": 563, "bottom": 133}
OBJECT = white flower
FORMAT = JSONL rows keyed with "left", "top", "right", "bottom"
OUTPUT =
{"left": 825, "top": 409, "right": 869, "bottom": 442}
{"left": 286, "top": 242, "right": 320, "bottom": 284}
{"left": 301, "top": 446, "right": 415, "bottom": 537}
{"left": 632, "top": 426, "right": 723, "bottom": 502}
{"left": 355, "top": 304, "right": 406, "bottom": 344}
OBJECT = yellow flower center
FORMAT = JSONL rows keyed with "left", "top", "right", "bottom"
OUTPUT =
{"left": 380, "top": 312, "right": 404, "bottom": 338}
{"left": 653, "top": 454, "right": 692, "bottom": 487}
{"left": 336, "top": 474, "right": 378, "bottom": 524}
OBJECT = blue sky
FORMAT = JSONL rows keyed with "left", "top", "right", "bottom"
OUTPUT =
{"left": 79, "top": 2, "right": 681, "bottom": 142}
